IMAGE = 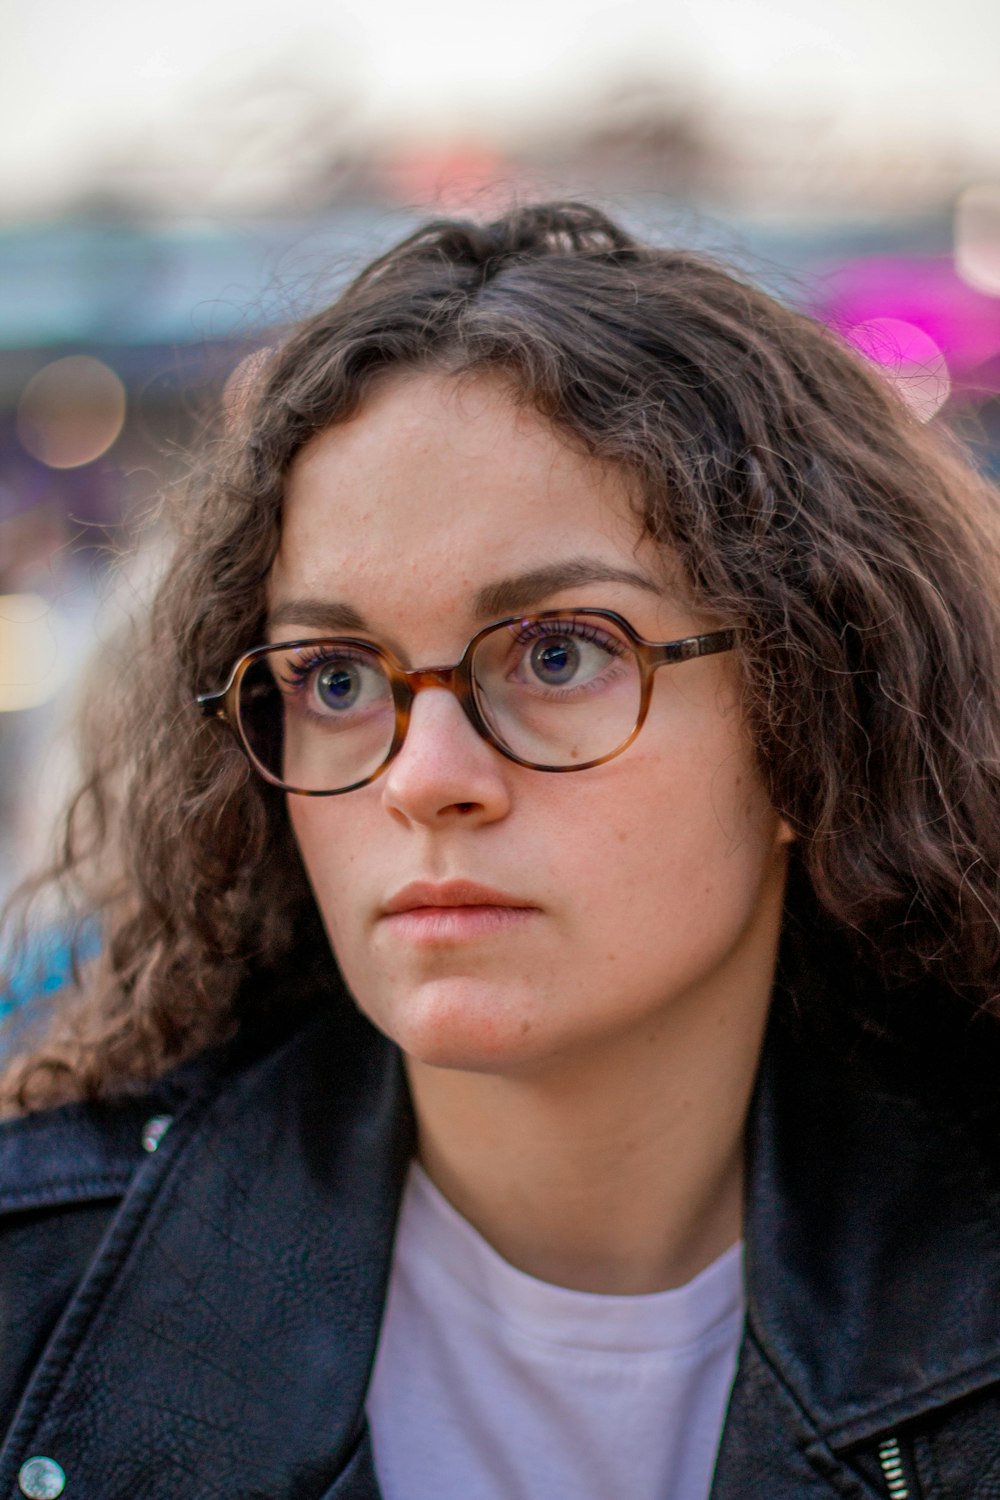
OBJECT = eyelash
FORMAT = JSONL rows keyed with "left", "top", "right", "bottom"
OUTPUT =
{"left": 277, "top": 644, "right": 370, "bottom": 691}
{"left": 510, "top": 617, "right": 627, "bottom": 656}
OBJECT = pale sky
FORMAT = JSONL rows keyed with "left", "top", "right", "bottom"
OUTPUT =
{"left": 3, "top": 0, "right": 999, "bottom": 211}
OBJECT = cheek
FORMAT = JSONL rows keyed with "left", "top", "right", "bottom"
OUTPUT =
{"left": 559, "top": 740, "right": 785, "bottom": 949}
{"left": 637, "top": 675, "right": 783, "bottom": 869}
{"left": 287, "top": 798, "right": 363, "bottom": 952}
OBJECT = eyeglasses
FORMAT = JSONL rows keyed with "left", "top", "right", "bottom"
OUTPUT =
{"left": 197, "top": 609, "right": 735, "bottom": 797}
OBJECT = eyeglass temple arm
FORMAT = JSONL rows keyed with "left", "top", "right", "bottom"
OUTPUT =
{"left": 649, "top": 628, "right": 735, "bottom": 667}
{"left": 197, "top": 689, "right": 229, "bottom": 720}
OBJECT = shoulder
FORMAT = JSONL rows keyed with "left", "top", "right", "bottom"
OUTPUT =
{"left": 0, "top": 1093, "right": 174, "bottom": 1215}
{"left": 0, "top": 982, "right": 399, "bottom": 1213}
{"left": 0, "top": 1051, "right": 226, "bottom": 1442}
{"left": 0, "top": 985, "right": 250, "bottom": 1210}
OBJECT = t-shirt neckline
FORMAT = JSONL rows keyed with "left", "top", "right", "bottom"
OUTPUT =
{"left": 404, "top": 1161, "right": 744, "bottom": 1355}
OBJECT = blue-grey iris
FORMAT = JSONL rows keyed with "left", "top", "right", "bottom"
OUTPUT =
{"left": 531, "top": 636, "right": 579, "bottom": 685}
{"left": 317, "top": 662, "right": 361, "bottom": 709}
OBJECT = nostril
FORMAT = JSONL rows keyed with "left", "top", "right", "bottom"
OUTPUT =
{"left": 456, "top": 802, "right": 477, "bottom": 814}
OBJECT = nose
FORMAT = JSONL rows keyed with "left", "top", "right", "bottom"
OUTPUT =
{"left": 381, "top": 685, "right": 512, "bottom": 828}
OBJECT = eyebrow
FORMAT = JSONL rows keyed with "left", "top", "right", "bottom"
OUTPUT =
{"left": 471, "top": 560, "right": 664, "bottom": 618}
{"left": 267, "top": 558, "right": 666, "bottom": 636}
{"left": 266, "top": 598, "right": 369, "bottom": 634}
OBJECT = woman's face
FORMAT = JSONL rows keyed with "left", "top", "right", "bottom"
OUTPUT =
{"left": 269, "top": 371, "right": 791, "bottom": 1076}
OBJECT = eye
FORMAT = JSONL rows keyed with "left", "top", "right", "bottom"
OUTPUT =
{"left": 279, "top": 646, "right": 391, "bottom": 721}
{"left": 508, "top": 618, "right": 628, "bottom": 695}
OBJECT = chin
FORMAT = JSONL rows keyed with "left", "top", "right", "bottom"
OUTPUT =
{"left": 360, "top": 975, "right": 552, "bottom": 1075}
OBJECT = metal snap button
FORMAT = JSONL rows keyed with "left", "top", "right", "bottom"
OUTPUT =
{"left": 141, "top": 1114, "right": 174, "bottom": 1152}
{"left": 18, "top": 1457, "right": 66, "bottom": 1498}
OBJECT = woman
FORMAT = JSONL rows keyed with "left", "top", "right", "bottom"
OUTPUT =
{"left": 1, "top": 200, "right": 999, "bottom": 1500}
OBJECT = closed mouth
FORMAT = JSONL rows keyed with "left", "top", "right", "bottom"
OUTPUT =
{"left": 382, "top": 880, "right": 536, "bottom": 917}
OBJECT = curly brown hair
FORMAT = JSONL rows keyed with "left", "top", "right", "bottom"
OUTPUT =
{"left": 4, "top": 199, "right": 1000, "bottom": 1112}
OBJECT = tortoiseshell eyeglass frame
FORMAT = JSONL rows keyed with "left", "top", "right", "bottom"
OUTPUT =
{"left": 197, "top": 608, "right": 736, "bottom": 797}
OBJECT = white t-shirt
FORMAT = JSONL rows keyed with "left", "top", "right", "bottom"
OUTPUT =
{"left": 366, "top": 1162, "right": 744, "bottom": 1500}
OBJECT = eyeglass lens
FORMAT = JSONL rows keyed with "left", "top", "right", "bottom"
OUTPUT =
{"left": 236, "top": 613, "right": 645, "bottom": 793}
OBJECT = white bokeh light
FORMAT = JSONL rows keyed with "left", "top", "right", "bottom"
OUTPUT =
{"left": 0, "top": 594, "right": 71, "bottom": 712}
{"left": 955, "top": 183, "right": 1000, "bottom": 297}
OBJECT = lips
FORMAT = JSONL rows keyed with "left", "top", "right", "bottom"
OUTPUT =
{"left": 382, "top": 880, "right": 536, "bottom": 916}
{"left": 378, "top": 881, "right": 540, "bottom": 944}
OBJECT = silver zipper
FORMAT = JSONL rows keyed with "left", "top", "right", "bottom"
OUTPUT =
{"left": 878, "top": 1437, "right": 910, "bottom": 1499}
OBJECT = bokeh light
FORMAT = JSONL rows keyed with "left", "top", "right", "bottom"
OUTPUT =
{"left": 16, "top": 356, "right": 126, "bottom": 470}
{"left": 845, "top": 316, "right": 951, "bottom": 421}
{"left": 955, "top": 183, "right": 1000, "bottom": 297}
{"left": 0, "top": 594, "right": 70, "bottom": 712}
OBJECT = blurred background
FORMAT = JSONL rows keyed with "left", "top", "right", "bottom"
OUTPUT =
{"left": 1, "top": 0, "right": 999, "bottom": 900}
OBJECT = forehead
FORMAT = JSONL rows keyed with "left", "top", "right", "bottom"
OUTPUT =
{"left": 269, "top": 371, "right": 681, "bottom": 636}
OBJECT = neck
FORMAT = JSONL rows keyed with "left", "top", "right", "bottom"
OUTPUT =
{"left": 405, "top": 928, "right": 778, "bottom": 1295}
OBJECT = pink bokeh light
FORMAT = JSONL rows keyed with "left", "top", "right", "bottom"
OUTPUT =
{"left": 818, "top": 257, "right": 1000, "bottom": 392}
{"left": 844, "top": 317, "right": 951, "bottom": 420}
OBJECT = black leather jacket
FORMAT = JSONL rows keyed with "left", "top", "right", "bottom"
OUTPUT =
{"left": 1, "top": 987, "right": 999, "bottom": 1500}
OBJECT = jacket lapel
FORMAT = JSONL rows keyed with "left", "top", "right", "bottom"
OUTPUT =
{"left": 0, "top": 999, "right": 412, "bottom": 1500}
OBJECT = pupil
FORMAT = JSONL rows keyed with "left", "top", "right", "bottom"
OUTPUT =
{"left": 318, "top": 663, "right": 358, "bottom": 707}
{"left": 532, "top": 637, "right": 578, "bottom": 684}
